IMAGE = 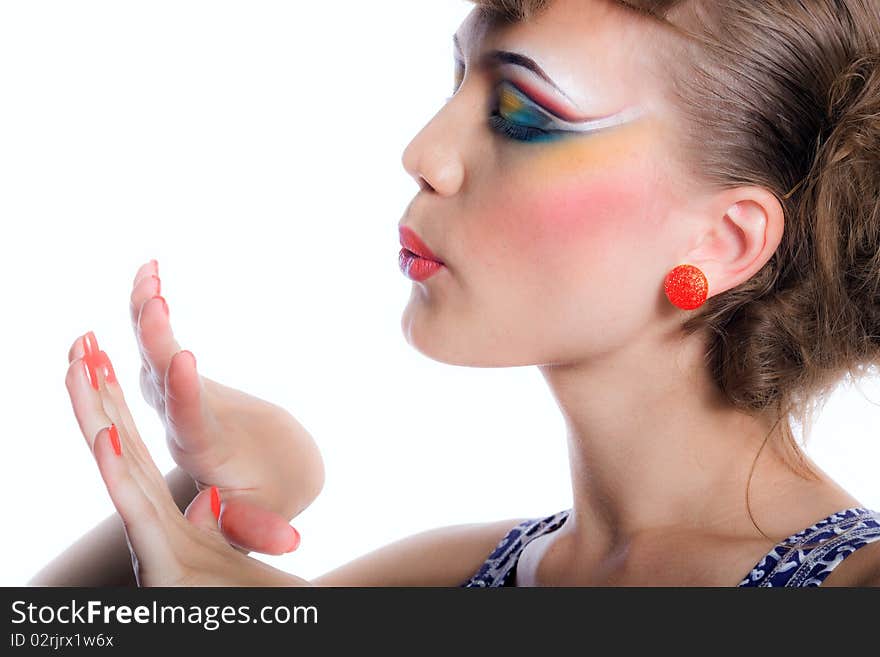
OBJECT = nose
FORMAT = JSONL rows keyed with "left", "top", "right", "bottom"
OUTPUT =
{"left": 401, "top": 105, "right": 466, "bottom": 197}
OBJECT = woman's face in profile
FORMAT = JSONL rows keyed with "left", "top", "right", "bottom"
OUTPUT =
{"left": 400, "top": 0, "right": 700, "bottom": 368}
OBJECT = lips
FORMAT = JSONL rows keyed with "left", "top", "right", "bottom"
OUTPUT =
{"left": 399, "top": 225, "right": 444, "bottom": 264}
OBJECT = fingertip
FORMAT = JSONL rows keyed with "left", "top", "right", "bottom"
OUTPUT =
{"left": 182, "top": 349, "right": 196, "bottom": 369}
{"left": 133, "top": 259, "right": 159, "bottom": 289}
{"left": 171, "top": 349, "right": 197, "bottom": 373}
{"left": 83, "top": 331, "right": 100, "bottom": 358}
{"left": 167, "top": 349, "right": 200, "bottom": 395}
{"left": 137, "top": 295, "right": 165, "bottom": 332}
{"left": 184, "top": 486, "right": 225, "bottom": 533}
{"left": 284, "top": 527, "right": 301, "bottom": 553}
{"left": 65, "top": 356, "right": 87, "bottom": 394}
{"left": 68, "top": 334, "right": 85, "bottom": 363}
{"left": 218, "top": 500, "right": 301, "bottom": 555}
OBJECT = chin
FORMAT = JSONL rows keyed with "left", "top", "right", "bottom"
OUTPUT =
{"left": 400, "top": 304, "right": 451, "bottom": 363}
{"left": 400, "top": 304, "right": 467, "bottom": 366}
{"left": 400, "top": 312, "right": 532, "bottom": 368}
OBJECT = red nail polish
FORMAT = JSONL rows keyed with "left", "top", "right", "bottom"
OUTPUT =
{"left": 108, "top": 423, "right": 121, "bottom": 456}
{"left": 83, "top": 360, "right": 98, "bottom": 390}
{"left": 210, "top": 486, "right": 221, "bottom": 520}
{"left": 82, "top": 331, "right": 101, "bottom": 390}
{"left": 83, "top": 331, "right": 100, "bottom": 358}
{"left": 96, "top": 351, "right": 117, "bottom": 385}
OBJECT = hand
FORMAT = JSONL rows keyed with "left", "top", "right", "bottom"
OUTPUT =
{"left": 66, "top": 259, "right": 325, "bottom": 556}
{"left": 65, "top": 341, "right": 311, "bottom": 587}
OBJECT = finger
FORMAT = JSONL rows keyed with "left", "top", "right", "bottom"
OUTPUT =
{"left": 94, "top": 418, "right": 183, "bottom": 529}
{"left": 129, "top": 260, "right": 160, "bottom": 356}
{"left": 184, "top": 482, "right": 302, "bottom": 555}
{"left": 132, "top": 259, "right": 158, "bottom": 289}
{"left": 164, "top": 349, "right": 214, "bottom": 454}
{"left": 184, "top": 485, "right": 226, "bottom": 536}
{"left": 129, "top": 274, "right": 162, "bottom": 340}
{"left": 71, "top": 332, "right": 148, "bottom": 463}
{"left": 67, "top": 333, "right": 86, "bottom": 364}
{"left": 136, "top": 295, "right": 182, "bottom": 392}
{"left": 66, "top": 354, "right": 161, "bottom": 501}
{"left": 65, "top": 346, "right": 113, "bottom": 452}
{"left": 90, "top": 348, "right": 155, "bottom": 467}
{"left": 66, "top": 337, "right": 172, "bottom": 509}
{"left": 68, "top": 331, "right": 103, "bottom": 387}
{"left": 93, "top": 424, "right": 180, "bottom": 576}
{"left": 68, "top": 328, "right": 110, "bottom": 365}
{"left": 139, "top": 363, "right": 162, "bottom": 413}
{"left": 213, "top": 497, "right": 301, "bottom": 555}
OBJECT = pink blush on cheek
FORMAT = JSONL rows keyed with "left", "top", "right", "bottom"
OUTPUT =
{"left": 510, "top": 168, "right": 659, "bottom": 272}
{"left": 506, "top": 120, "right": 667, "bottom": 265}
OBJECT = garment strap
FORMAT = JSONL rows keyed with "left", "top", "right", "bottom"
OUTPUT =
{"left": 738, "top": 506, "right": 880, "bottom": 587}
{"left": 460, "top": 509, "right": 570, "bottom": 587}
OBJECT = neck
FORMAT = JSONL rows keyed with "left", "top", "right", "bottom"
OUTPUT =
{"left": 538, "top": 327, "right": 815, "bottom": 550}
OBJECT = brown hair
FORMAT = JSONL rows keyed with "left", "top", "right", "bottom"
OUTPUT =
{"left": 467, "top": 0, "right": 880, "bottom": 544}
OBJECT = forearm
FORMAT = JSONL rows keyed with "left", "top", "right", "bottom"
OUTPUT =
{"left": 27, "top": 466, "right": 198, "bottom": 586}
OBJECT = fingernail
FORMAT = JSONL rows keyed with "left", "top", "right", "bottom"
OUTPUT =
{"left": 150, "top": 258, "right": 158, "bottom": 275}
{"left": 285, "top": 527, "right": 301, "bottom": 553}
{"left": 151, "top": 295, "right": 169, "bottom": 317}
{"left": 82, "top": 332, "right": 100, "bottom": 390}
{"left": 181, "top": 349, "right": 196, "bottom": 368}
{"left": 150, "top": 274, "right": 161, "bottom": 296}
{"left": 97, "top": 350, "right": 117, "bottom": 385}
{"left": 210, "top": 486, "right": 221, "bottom": 521}
{"left": 108, "top": 423, "right": 121, "bottom": 456}
{"left": 82, "top": 360, "right": 98, "bottom": 390}
{"left": 83, "top": 330, "right": 100, "bottom": 358}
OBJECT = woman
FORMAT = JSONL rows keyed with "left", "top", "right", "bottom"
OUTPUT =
{"left": 30, "top": 0, "right": 880, "bottom": 587}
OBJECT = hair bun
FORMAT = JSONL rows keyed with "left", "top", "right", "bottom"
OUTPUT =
{"left": 803, "top": 50, "right": 880, "bottom": 359}
{"left": 823, "top": 51, "right": 880, "bottom": 166}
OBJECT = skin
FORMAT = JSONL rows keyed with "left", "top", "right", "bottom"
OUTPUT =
{"left": 121, "top": 270, "right": 324, "bottom": 555}
{"left": 66, "top": 358, "right": 310, "bottom": 586}
{"left": 50, "top": 0, "right": 879, "bottom": 587}
{"left": 400, "top": 0, "right": 866, "bottom": 585}
{"left": 29, "top": 260, "right": 326, "bottom": 586}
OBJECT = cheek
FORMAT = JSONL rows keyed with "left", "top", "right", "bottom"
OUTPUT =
{"left": 492, "top": 122, "right": 664, "bottom": 276}
{"left": 518, "top": 175, "right": 641, "bottom": 262}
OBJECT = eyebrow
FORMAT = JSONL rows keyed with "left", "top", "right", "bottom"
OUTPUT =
{"left": 453, "top": 33, "right": 573, "bottom": 102}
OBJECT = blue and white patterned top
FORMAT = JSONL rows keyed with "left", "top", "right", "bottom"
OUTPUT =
{"left": 460, "top": 506, "right": 880, "bottom": 587}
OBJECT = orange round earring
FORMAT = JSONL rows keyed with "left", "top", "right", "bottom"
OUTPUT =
{"left": 663, "top": 264, "right": 708, "bottom": 310}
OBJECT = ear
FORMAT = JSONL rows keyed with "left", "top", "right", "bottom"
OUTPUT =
{"left": 683, "top": 187, "right": 785, "bottom": 299}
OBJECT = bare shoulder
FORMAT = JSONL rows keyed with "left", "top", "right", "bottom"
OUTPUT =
{"left": 819, "top": 538, "right": 880, "bottom": 587}
{"left": 311, "top": 516, "right": 530, "bottom": 587}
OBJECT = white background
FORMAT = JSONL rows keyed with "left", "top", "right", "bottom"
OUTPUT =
{"left": 1, "top": 0, "right": 878, "bottom": 586}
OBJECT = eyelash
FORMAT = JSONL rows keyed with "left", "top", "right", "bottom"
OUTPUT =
{"left": 451, "top": 62, "right": 553, "bottom": 143}
{"left": 487, "top": 112, "right": 552, "bottom": 142}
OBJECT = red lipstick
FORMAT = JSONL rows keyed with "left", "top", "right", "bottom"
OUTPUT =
{"left": 399, "top": 226, "right": 443, "bottom": 262}
{"left": 399, "top": 225, "right": 446, "bottom": 282}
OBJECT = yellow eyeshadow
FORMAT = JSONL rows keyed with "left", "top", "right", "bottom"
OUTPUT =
{"left": 499, "top": 86, "right": 524, "bottom": 115}
{"left": 527, "top": 115, "right": 662, "bottom": 172}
